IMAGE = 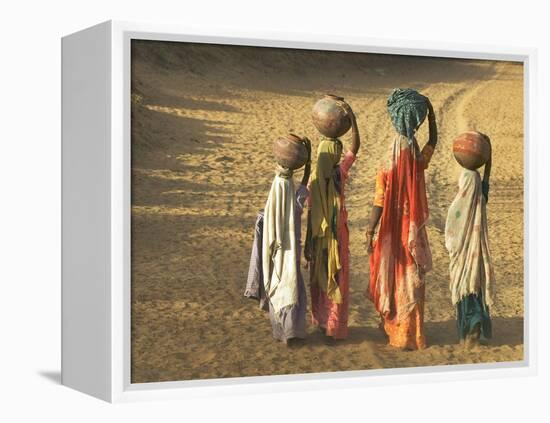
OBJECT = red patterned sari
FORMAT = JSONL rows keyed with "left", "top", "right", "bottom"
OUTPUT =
{"left": 368, "top": 135, "right": 433, "bottom": 350}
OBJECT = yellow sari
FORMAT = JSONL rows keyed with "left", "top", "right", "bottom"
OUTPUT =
{"left": 307, "top": 138, "right": 343, "bottom": 304}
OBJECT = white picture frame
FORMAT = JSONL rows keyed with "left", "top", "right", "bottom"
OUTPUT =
{"left": 61, "top": 20, "right": 538, "bottom": 403}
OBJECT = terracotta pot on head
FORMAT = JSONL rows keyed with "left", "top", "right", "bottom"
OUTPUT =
{"left": 312, "top": 94, "right": 352, "bottom": 138}
{"left": 273, "top": 133, "right": 309, "bottom": 170}
{"left": 452, "top": 131, "right": 491, "bottom": 170}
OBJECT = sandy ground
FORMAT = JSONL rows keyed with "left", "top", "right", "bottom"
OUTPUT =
{"left": 130, "top": 41, "right": 524, "bottom": 383}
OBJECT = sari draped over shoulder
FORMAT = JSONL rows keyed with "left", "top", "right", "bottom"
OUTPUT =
{"left": 368, "top": 134, "right": 433, "bottom": 350}
{"left": 307, "top": 138, "right": 356, "bottom": 339}
{"left": 445, "top": 169, "right": 495, "bottom": 341}
{"left": 246, "top": 178, "right": 308, "bottom": 342}
{"left": 308, "top": 138, "right": 343, "bottom": 304}
{"left": 262, "top": 166, "right": 299, "bottom": 315}
{"left": 445, "top": 169, "right": 495, "bottom": 307}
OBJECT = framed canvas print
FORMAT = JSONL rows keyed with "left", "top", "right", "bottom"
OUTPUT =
{"left": 61, "top": 20, "right": 537, "bottom": 402}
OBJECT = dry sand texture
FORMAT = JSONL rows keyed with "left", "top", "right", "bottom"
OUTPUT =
{"left": 130, "top": 41, "right": 524, "bottom": 383}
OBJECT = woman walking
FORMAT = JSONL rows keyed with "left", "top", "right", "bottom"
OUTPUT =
{"left": 306, "top": 101, "right": 360, "bottom": 341}
{"left": 245, "top": 137, "right": 312, "bottom": 347}
{"left": 445, "top": 135, "right": 495, "bottom": 348}
{"left": 366, "top": 88, "right": 437, "bottom": 350}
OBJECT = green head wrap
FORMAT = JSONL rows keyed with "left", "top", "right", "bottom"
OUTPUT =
{"left": 387, "top": 88, "right": 428, "bottom": 143}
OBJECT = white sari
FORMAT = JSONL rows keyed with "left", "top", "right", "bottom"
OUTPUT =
{"left": 445, "top": 169, "right": 495, "bottom": 307}
{"left": 262, "top": 169, "right": 299, "bottom": 315}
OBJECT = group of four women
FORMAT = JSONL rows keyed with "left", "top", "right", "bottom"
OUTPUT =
{"left": 244, "top": 88, "right": 495, "bottom": 351}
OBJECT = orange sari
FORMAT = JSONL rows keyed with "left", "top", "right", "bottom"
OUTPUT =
{"left": 368, "top": 135, "right": 433, "bottom": 350}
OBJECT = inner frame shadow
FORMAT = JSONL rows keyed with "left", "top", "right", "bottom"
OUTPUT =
{"left": 37, "top": 370, "right": 61, "bottom": 384}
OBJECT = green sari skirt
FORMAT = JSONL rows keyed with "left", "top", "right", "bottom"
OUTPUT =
{"left": 456, "top": 294, "right": 492, "bottom": 341}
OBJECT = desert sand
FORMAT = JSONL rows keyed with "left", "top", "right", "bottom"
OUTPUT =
{"left": 130, "top": 41, "right": 524, "bottom": 383}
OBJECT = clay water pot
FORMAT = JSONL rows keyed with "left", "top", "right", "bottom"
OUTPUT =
{"left": 273, "top": 133, "right": 309, "bottom": 170}
{"left": 452, "top": 131, "right": 491, "bottom": 170}
{"left": 311, "top": 94, "right": 352, "bottom": 138}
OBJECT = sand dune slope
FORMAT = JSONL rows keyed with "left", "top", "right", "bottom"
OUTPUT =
{"left": 131, "top": 41, "right": 524, "bottom": 383}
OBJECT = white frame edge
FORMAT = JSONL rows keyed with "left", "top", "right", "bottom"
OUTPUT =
{"left": 63, "top": 19, "right": 538, "bottom": 403}
{"left": 62, "top": 21, "right": 112, "bottom": 401}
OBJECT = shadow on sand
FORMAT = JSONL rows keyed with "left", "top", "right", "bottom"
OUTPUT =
{"left": 426, "top": 316, "right": 524, "bottom": 347}
{"left": 303, "top": 315, "right": 523, "bottom": 349}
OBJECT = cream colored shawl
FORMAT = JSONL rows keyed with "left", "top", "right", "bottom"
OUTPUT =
{"left": 262, "top": 167, "right": 299, "bottom": 314}
{"left": 445, "top": 169, "right": 495, "bottom": 306}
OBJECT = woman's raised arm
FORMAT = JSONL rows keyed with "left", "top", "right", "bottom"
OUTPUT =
{"left": 339, "top": 101, "right": 361, "bottom": 155}
{"left": 426, "top": 99, "right": 438, "bottom": 149}
{"left": 301, "top": 137, "right": 312, "bottom": 187}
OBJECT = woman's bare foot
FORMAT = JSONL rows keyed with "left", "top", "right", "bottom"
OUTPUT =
{"left": 285, "top": 338, "right": 304, "bottom": 348}
{"left": 464, "top": 323, "right": 481, "bottom": 350}
{"left": 464, "top": 334, "right": 478, "bottom": 350}
{"left": 378, "top": 321, "right": 389, "bottom": 341}
{"left": 323, "top": 335, "right": 337, "bottom": 346}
